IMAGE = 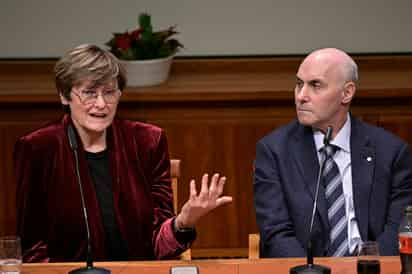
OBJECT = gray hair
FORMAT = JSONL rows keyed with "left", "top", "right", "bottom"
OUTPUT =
{"left": 342, "top": 57, "right": 359, "bottom": 84}
{"left": 55, "top": 44, "right": 127, "bottom": 101}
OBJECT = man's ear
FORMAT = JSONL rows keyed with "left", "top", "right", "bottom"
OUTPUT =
{"left": 342, "top": 81, "right": 356, "bottom": 104}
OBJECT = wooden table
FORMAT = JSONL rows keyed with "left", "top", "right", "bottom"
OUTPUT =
{"left": 23, "top": 256, "right": 401, "bottom": 274}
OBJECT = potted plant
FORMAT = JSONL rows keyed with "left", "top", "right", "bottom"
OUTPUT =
{"left": 106, "top": 13, "right": 183, "bottom": 87}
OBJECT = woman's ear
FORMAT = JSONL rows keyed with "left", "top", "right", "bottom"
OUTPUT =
{"left": 59, "top": 93, "right": 71, "bottom": 113}
{"left": 60, "top": 93, "right": 69, "bottom": 105}
{"left": 342, "top": 81, "right": 356, "bottom": 104}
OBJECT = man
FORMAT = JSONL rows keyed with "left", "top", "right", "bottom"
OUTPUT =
{"left": 254, "top": 48, "right": 412, "bottom": 257}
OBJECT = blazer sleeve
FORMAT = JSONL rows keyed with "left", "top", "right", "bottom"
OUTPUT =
{"left": 254, "top": 139, "right": 306, "bottom": 257}
{"left": 150, "top": 130, "right": 194, "bottom": 259}
{"left": 377, "top": 142, "right": 412, "bottom": 255}
{"left": 14, "top": 137, "right": 50, "bottom": 262}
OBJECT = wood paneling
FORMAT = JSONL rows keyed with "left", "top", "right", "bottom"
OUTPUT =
{"left": 0, "top": 55, "right": 412, "bottom": 258}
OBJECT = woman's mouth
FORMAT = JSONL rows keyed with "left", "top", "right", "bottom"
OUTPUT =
{"left": 90, "top": 113, "right": 107, "bottom": 118}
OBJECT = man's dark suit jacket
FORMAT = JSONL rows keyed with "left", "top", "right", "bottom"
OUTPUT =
{"left": 254, "top": 116, "right": 412, "bottom": 257}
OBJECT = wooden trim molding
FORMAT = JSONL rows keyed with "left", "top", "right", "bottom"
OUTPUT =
{"left": 1, "top": 55, "right": 412, "bottom": 103}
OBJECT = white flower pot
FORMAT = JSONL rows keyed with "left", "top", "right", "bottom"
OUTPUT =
{"left": 120, "top": 55, "right": 174, "bottom": 87}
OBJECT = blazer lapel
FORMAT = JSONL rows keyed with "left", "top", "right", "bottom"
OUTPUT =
{"left": 350, "top": 118, "right": 375, "bottom": 241}
{"left": 292, "top": 125, "right": 329, "bottom": 229}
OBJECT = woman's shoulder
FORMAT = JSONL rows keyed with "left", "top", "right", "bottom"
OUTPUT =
{"left": 113, "top": 118, "right": 167, "bottom": 151}
{"left": 114, "top": 118, "right": 164, "bottom": 137}
{"left": 18, "top": 118, "right": 65, "bottom": 148}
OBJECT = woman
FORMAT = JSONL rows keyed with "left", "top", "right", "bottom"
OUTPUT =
{"left": 14, "top": 44, "right": 232, "bottom": 262}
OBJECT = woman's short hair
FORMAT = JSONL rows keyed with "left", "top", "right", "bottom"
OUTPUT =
{"left": 55, "top": 44, "right": 126, "bottom": 101}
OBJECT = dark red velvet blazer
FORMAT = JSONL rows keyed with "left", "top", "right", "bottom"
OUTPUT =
{"left": 15, "top": 115, "right": 190, "bottom": 262}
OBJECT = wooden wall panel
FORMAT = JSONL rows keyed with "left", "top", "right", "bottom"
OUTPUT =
{"left": 150, "top": 117, "right": 294, "bottom": 250}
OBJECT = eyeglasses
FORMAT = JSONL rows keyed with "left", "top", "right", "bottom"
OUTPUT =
{"left": 72, "top": 89, "right": 121, "bottom": 105}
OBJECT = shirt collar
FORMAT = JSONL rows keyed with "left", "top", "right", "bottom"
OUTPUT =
{"left": 313, "top": 113, "right": 351, "bottom": 153}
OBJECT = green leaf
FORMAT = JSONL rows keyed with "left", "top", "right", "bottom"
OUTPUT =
{"left": 139, "top": 13, "right": 152, "bottom": 29}
{"left": 107, "top": 12, "right": 182, "bottom": 60}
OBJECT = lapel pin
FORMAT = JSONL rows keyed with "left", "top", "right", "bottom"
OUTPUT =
{"left": 366, "top": 156, "right": 372, "bottom": 162}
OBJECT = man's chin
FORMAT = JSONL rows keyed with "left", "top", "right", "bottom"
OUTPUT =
{"left": 297, "top": 116, "right": 315, "bottom": 127}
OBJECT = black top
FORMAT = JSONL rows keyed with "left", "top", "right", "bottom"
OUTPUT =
{"left": 86, "top": 149, "right": 128, "bottom": 261}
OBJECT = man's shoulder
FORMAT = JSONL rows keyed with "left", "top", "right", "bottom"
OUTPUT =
{"left": 354, "top": 118, "right": 408, "bottom": 148}
{"left": 258, "top": 119, "right": 301, "bottom": 146}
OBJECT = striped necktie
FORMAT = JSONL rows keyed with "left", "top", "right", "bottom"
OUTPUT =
{"left": 322, "top": 145, "right": 349, "bottom": 256}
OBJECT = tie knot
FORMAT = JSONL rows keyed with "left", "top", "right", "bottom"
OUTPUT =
{"left": 322, "top": 144, "right": 339, "bottom": 159}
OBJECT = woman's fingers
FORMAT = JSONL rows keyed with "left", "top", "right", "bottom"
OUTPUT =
{"left": 216, "top": 196, "right": 233, "bottom": 207}
{"left": 189, "top": 173, "right": 231, "bottom": 209}
{"left": 208, "top": 173, "right": 219, "bottom": 198}
{"left": 215, "top": 176, "right": 226, "bottom": 197}
{"left": 189, "top": 179, "right": 197, "bottom": 200}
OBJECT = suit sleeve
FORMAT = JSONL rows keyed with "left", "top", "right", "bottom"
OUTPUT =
{"left": 377, "top": 143, "right": 412, "bottom": 255}
{"left": 14, "top": 137, "right": 50, "bottom": 262}
{"left": 150, "top": 130, "right": 194, "bottom": 259}
{"left": 254, "top": 140, "right": 306, "bottom": 257}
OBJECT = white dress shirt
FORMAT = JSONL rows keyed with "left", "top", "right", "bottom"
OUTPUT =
{"left": 313, "top": 114, "right": 362, "bottom": 254}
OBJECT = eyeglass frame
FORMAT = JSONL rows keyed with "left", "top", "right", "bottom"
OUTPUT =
{"left": 71, "top": 88, "right": 122, "bottom": 105}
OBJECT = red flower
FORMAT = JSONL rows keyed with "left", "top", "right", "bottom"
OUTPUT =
{"left": 131, "top": 29, "right": 142, "bottom": 40}
{"left": 105, "top": 13, "right": 183, "bottom": 60}
{"left": 115, "top": 33, "right": 131, "bottom": 50}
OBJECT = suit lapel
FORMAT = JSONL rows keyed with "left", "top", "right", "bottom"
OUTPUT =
{"left": 350, "top": 117, "right": 375, "bottom": 240}
{"left": 292, "top": 125, "right": 329, "bottom": 229}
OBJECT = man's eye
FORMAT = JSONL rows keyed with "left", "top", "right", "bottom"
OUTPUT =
{"left": 310, "top": 82, "right": 321, "bottom": 89}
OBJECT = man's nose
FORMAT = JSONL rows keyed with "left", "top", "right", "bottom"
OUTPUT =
{"left": 296, "top": 85, "right": 309, "bottom": 102}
